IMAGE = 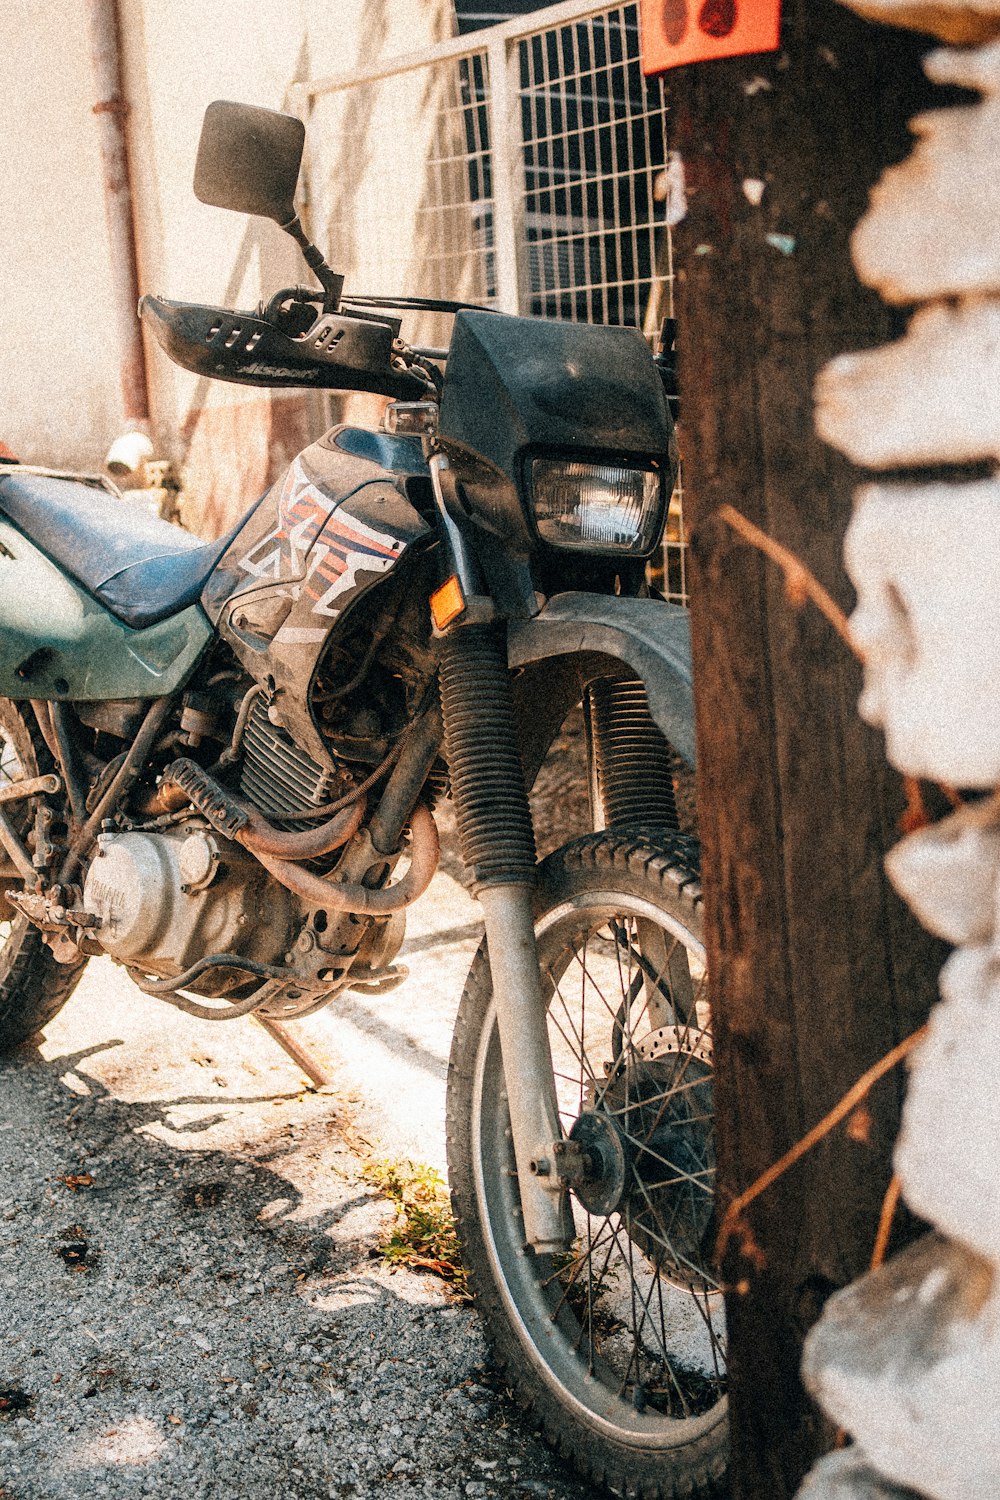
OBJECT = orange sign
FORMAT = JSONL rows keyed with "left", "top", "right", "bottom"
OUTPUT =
{"left": 640, "top": 0, "right": 782, "bottom": 74}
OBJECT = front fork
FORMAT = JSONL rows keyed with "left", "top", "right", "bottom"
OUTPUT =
{"left": 428, "top": 446, "right": 569, "bottom": 1252}
{"left": 439, "top": 632, "right": 688, "bottom": 1251}
{"left": 438, "top": 620, "right": 570, "bottom": 1252}
{"left": 431, "top": 455, "right": 682, "bottom": 1251}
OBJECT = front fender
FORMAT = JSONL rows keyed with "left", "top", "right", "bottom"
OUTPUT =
{"left": 507, "top": 592, "right": 695, "bottom": 787}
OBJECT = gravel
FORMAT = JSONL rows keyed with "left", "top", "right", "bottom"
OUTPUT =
{"left": 0, "top": 738, "right": 687, "bottom": 1500}
{"left": 0, "top": 948, "right": 599, "bottom": 1500}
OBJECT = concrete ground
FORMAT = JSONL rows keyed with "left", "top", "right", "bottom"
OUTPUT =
{"left": 0, "top": 860, "right": 600, "bottom": 1500}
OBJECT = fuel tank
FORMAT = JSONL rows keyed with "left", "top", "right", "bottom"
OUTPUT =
{"left": 202, "top": 426, "right": 432, "bottom": 768}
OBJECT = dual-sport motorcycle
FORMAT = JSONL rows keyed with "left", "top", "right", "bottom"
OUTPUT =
{"left": 0, "top": 103, "right": 724, "bottom": 1498}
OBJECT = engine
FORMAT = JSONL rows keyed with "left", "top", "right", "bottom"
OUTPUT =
{"left": 235, "top": 692, "right": 410, "bottom": 989}
{"left": 81, "top": 819, "right": 296, "bottom": 987}
{"left": 79, "top": 672, "right": 416, "bottom": 1001}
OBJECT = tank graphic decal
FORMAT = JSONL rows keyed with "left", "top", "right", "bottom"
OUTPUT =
{"left": 202, "top": 426, "right": 432, "bottom": 768}
{"left": 304, "top": 510, "right": 402, "bottom": 618}
{"left": 232, "top": 455, "right": 404, "bottom": 618}
{"left": 235, "top": 458, "right": 329, "bottom": 582}
{"left": 272, "top": 625, "right": 327, "bottom": 645}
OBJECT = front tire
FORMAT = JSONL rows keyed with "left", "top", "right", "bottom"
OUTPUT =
{"left": 447, "top": 828, "right": 726, "bottom": 1500}
{"left": 0, "top": 700, "right": 86, "bottom": 1053}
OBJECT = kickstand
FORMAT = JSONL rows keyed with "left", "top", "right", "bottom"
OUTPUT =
{"left": 252, "top": 1014, "right": 331, "bottom": 1090}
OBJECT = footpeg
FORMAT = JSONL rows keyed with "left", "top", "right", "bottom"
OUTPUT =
{"left": 160, "top": 758, "right": 249, "bottom": 838}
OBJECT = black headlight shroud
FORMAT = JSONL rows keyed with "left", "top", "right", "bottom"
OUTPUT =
{"left": 438, "top": 311, "right": 677, "bottom": 557}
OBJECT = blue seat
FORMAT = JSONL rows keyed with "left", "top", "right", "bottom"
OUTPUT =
{"left": 0, "top": 470, "right": 229, "bottom": 630}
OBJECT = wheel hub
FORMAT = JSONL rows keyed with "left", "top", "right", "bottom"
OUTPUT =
{"left": 569, "top": 1023, "right": 716, "bottom": 1286}
{"left": 568, "top": 1110, "right": 628, "bottom": 1216}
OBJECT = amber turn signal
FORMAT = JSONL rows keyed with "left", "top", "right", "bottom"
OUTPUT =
{"left": 430, "top": 575, "right": 466, "bottom": 631}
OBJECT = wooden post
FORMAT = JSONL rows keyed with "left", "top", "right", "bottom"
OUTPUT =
{"left": 664, "top": 5, "right": 950, "bottom": 1495}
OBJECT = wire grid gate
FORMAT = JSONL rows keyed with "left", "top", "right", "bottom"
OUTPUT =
{"left": 298, "top": 1, "right": 687, "bottom": 605}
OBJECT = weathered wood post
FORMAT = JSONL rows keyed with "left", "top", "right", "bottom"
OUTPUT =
{"left": 661, "top": 5, "right": 950, "bottom": 1494}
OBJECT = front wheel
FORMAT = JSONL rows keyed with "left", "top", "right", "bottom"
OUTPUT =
{"left": 447, "top": 829, "right": 726, "bottom": 1500}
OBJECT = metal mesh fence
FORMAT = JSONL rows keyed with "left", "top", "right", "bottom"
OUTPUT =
{"left": 516, "top": 10, "right": 673, "bottom": 331}
{"left": 413, "top": 52, "right": 494, "bottom": 309}
{"left": 508, "top": 6, "right": 685, "bottom": 601}
{"left": 304, "top": 3, "right": 687, "bottom": 603}
{"left": 307, "top": 48, "right": 494, "bottom": 354}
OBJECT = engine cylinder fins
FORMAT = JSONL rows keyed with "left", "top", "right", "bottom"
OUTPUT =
{"left": 422, "top": 760, "right": 450, "bottom": 810}
{"left": 439, "top": 624, "right": 536, "bottom": 890}
{"left": 240, "top": 695, "right": 340, "bottom": 829}
{"left": 587, "top": 677, "right": 679, "bottom": 831}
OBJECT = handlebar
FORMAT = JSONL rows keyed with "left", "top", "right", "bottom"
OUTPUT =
{"left": 140, "top": 290, "right": 678, "bottom": 414}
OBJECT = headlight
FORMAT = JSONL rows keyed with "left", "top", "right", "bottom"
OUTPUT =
{"left": 530, "top": 458, "right": 665, "bottom": 556}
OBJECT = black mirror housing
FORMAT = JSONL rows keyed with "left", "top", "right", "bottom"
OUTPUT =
{"left": 194, "top": 100, "right": 304, "bottom": 225}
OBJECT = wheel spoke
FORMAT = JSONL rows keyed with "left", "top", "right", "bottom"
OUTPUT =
{"left": 550, "top": 1222, "right": 618, "bottom": 1323}
{"left": 628, "top": 1167, "right": 721, "bottom": 1291}
{"left": 547, "top": 968, "right": 602, "bottom": 1094}
{"left": 0, "top": 727, "right": 29, "bottom": 962}
{"left": 585, "top": 1210, "right": 595, "bottom": 1376}
{"left": 568, "top": 943, "right": 626, "bottom": 1033}
{"left": 538, "top": 1220, "right": 617, "bottom": 1292}
{"left": 600, "top": 1069, "right": 712, "bottom": 1121}
{"left": 611, "top": 919, "right": 680, "bottom": 1038}
{"left": 640, "top": 1165, "right": 715, "bottom": 1195}
{"left": 688, "top": 1279, "right": 728, "bottom": 1375}
{"left": 610, "top": 1206, "right": 694, "bottom": 1416}
{"left": 620, "top": 1201, "right": 644, "bottom": 1399}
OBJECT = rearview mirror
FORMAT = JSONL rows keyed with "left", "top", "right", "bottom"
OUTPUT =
{"left": 194, "top": 100, "right": 304, "bottom": 225}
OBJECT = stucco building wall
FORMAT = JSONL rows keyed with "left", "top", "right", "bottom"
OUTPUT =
{"left": 0, "top": 1, "right": 454, "bottom": 531}
{"left": 0, "top": 5, "right": 128, "bottom": 466}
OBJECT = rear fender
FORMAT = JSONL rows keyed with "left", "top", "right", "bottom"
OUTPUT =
{"left": 507, "top": 593, "right": 694, "bottom": 791}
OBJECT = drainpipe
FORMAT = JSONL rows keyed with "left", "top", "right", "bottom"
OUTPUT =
{"left": 85, "top": 0, "right": 151, "bottom": 434}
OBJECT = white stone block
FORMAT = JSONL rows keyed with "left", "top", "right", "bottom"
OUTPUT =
{"left": 798, "top": 1446, "right": 922, "bottom": 1499}
{"left": 851, "top": 43, "right": 1000, "bottom": 302}
{"left": 894, "top": 946, "right": 1000, "bottom": 1258}
{"left": 801, "top": 1233, "right": 1000, "bottom": 1500}
{"left": 816, "top": 298, "right": 1000, "bottom": 467}
{"left": 840, "top": 0, "right": 1000, "bottom": 45}
{"left": 885, "top": 806, "right": 1000, "bottom": 945}
{"left": 844, "top": 478, "right": 1000, "bottom": 786}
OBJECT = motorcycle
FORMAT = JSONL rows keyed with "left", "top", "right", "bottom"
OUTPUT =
{"left": 0, "top": 102, "right": 724, "bottom": 1498}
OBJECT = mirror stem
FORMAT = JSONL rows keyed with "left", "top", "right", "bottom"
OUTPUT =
{"left": 279, "top": 214, "right": 344, "bottom": 312}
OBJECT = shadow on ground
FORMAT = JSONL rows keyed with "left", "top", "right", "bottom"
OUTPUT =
{"left": 0, "top": 1029, "right": 598, "bottom": 1500}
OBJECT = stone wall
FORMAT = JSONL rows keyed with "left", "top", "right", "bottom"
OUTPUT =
{"left": 799, "top": 3, "right": 1000, "bottom": 1496}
